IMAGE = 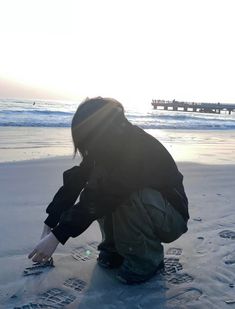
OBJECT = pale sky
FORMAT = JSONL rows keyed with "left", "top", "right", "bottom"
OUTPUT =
{"left": 0, "top": 0, "right": 235, "bottom": 108}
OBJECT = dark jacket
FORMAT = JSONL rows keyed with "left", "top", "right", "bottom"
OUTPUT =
{"left": 45, "top": 124, "right": 189, "bottom": 244}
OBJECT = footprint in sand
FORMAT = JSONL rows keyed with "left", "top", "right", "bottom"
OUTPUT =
{"left": 71, "top": 241, "right": 99, "bottom": 262}
{"left": 87, "top": 241, "right": 99, "bottom": 250}
{"left": 161, "top": 257, "right": 183, "bottom": 276}
{"left": 14, "top": 304, "right": 53, "bottom": 308}
{"left": 166, "top": 247, "right": 183, "bottom": 256}
{"left": 163, "top": 248, "right": 194, "bottom": 285}
{"left": 37, "top": 288, "right": 76, "bottom": 308}
{"left": 224, "top": 253, "right": 235, "bottom": 265}
{"left": 63, "top": 278, "right": 87, "bottom": 292}
{"left": 13, "top": 278, "right": 88, "bottom": 309}
{"left": 168, "top": 288, "right": 203, "bottom": 307}
{"left": 168, "top": 273, "right": 194, "bottom": 285}
{"left": 163, "top": 248, "right": 183, "bottom": 275}
{"left": 16, "top": 244, "right": 96, "bottom": 308}
{"left": 23, "top": 258, "right": 54, "bottom": 277}
{"left": 14, "top": 288, "right": 76, "bottom": 309}
{"left": 219, "top": 230, "right": 235, "bottom": 240}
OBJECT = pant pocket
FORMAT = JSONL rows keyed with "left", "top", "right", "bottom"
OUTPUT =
{"left": 116, "top": 233, "right": 146, "bottom": 259}
{"left": 158, "top": 206, "right": 187, "bottom": 243}
{"left": 140, "top": 189, "right": 169, "bottom": 232}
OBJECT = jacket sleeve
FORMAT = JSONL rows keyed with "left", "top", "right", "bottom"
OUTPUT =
{"left": 51, "top": 169, "right": 140, "bottom": 244}
{"left": 52, "top": 188, "right": 105, "bottom": 244}
{"left": 44, "top": 159, "right": 92, "bottom": 229}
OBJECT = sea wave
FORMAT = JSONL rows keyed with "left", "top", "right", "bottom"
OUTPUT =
{"left": 1, "top": 109, "right": 73, "bottom": 116}
{"left": 0, "top": 99, "right": 235, "bottom": 130}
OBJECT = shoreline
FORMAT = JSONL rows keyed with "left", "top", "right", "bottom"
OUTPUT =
{"left": 0, "top": 126, "right": 235, "bottom": 165}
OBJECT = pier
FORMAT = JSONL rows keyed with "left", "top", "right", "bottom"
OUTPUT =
{"left": 151, "top": 100, "right": 235, "bottom": 115}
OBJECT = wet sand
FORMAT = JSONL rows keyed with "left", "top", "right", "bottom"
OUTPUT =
{"left": 1, "top": 127, "right": 235, "bottom": 165}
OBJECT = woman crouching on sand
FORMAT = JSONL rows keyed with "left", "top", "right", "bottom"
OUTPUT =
{"left": 28, "top": 97, "right": 189, "bottom": 284}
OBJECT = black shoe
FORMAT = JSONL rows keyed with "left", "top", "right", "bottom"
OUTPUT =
{"left": 97, "top": 250, "right": 124, "bottom": 269}
{"left": 116, "top": 260, "right": 164, "bottom": 285}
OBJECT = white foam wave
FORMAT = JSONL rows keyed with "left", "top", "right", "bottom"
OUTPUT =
{"left": 0, "top": 99, "right": 235, "bottom": 130}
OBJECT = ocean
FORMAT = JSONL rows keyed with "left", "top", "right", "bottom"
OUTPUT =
{"left": 0, "top": 98, "right": 235, "bottom": 163}
{"left": 0, "top": 98, "right": 235, "bottom": 130}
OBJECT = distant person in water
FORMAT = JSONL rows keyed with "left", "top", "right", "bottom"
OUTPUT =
{"left": 28, "top": 97, "right": 189, "bottom": 284}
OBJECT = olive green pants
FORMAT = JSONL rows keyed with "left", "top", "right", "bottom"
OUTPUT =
{"left": 98, "top": 188, "right": 187, "bottom": 275}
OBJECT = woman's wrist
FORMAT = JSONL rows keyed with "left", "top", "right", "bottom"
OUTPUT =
{"left": 49, "top": 231, "right": 60, "bottom": 245}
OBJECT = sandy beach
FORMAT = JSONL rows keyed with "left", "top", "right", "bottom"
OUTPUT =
{"left": 0, "top": 131, "right": 235, "bottom": 308}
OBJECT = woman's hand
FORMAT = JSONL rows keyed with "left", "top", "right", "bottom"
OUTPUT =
{"left": 28, "top": 232, "right": 59, "bottom": 263}
{"left": 40, "top": 224, "right": 51, "bottom": 239}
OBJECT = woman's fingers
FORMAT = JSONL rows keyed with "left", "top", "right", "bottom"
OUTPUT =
{"left": 42, "top": 255, "right": 50, "bottom": 263}
{"left": 29, "top": 249, "right": 49, "bottom": 263}
{"left": 28, "top": 249, "right": 37, "bottom": 259}
{"left": 32, "top": 252, "right": 45, "bottom": 263}
{"left": 28, "top": 233, "right": 58, "bottom": 263}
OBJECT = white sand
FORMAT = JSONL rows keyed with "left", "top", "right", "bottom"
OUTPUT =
{"left": 0, "top": 156, "right": 235, "bottom": 308}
